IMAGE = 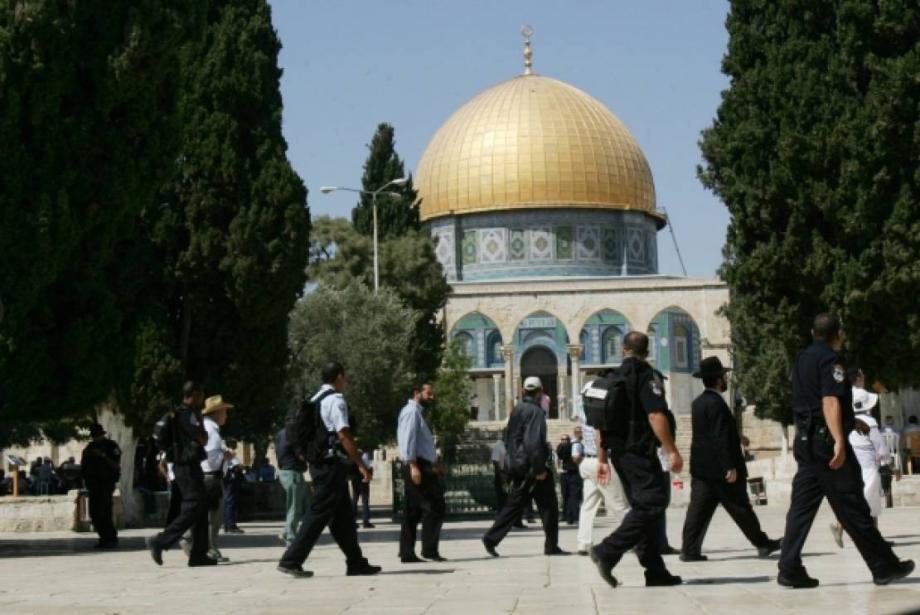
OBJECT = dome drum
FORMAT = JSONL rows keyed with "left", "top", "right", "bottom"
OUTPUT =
{"left": 429, "top": 208, "right": 659, "bottom": 282}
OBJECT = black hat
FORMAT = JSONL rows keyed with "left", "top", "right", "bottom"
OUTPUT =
{"left": 89, "top": 423, "right": 106, "bottom": 438}
{"left": 692, "top": 356, "right": 732, "bottom": 380}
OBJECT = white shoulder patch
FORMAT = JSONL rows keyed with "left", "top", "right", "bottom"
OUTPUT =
{"left": 584, "top": 387, "right": 609, "bottom": 400}
{"left": 650, "top": 381, "right": 663, "bottom": 397}
{"left": 832, "top": 365, "right": 845, "bottom": 383}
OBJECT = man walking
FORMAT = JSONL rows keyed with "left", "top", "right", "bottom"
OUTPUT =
{"left": 680, "top": 356, "right": 781, "bottom": 562}
{"left": 483, "top": 377, "right": 569, "bottom": 557}
{"left": 276, "top": 424, "right": 309, "bottom": 547}
{"left": 590, "top": 332, "right": 683, "bottom": 588}
{"left": 556, "top": 431, "right": 583, "bottom": 524}
{"left": 397, "top": 383, "right": 447, "bottom": 562}
{"left": 81, "top": 423, "right": 121, "bottom": 549}
{"left": 574, "top": 381, "right": 629, "bottom": 555}
{"left": 200, "top": 395, "right": 233, "bottom": 562}
{"left": 277, "top": 362, "right": 380, "bottom": 578}
{"left": 147, "top": 382, "right": 215, "bottom": 567}
{"left": 778, "top": 313, "right": 913, "bottom": 587}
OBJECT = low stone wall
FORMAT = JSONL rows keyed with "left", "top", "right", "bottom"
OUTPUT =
{"left": 0, "top": 490, "right": 81, "bottom": 532}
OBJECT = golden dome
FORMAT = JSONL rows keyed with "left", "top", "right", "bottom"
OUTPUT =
{"left": 416, "top": 74, "right": 661, "bottom": 225}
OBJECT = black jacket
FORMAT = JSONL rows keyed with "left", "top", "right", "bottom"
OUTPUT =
{"left": 689, "top": 389, "right": 746, "bottom": 481}
{"left": 505, "top": 396, "right": 549, "bottom": 477}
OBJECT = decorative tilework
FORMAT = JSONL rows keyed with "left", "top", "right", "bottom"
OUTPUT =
{"left": 576, "top": 227, "right": 601, "bottom": 260}
{"left": 555, "top": 226, "right": 573, "bottom": 260}
{"left": 647, "top": 233, "right": 658, "bottom": 272}
{"left": 462, "top": 230, "right": 478, "bottom": 265}
{"left": 530, "top": 227, "right": 553, "bottom": 261}
{"left": 627, "top": 228, "right": 645, "bottom": 263}
{"left": 602, "top": 228, "right": 620, "bottom": 263}
{"left": 509, "top": 229, "right": 527, "bottom": 261}
{"left": 434, "top": 229, "right": 455, "bottom": 269}
{"left": 479, "top": 228, "right": 507, "bottom": 263}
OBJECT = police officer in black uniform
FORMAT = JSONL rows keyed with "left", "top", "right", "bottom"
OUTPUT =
{"left": 146, "top": 381, "right": 215, "bottom": 567}
{"left": 590, "top": 331, "right": 682, "bottom": 588}
{"left": 680, "top": 356, "right": 781, "bottom": 561}
{"left": 81, "top": 423, "right": 121, "bottom": 548}
{"left": 778, "top": 313, "right": 914, "bottom": 587}
{"left": 482, "top": 376, "right": 569, "bottom": 557}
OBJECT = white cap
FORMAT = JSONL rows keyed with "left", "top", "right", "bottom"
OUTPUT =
{"left": 852, "top": 387, "right": 879, "bottom": 413}
{"left": 523, "top": 376, "right": 542, "bottom": 391}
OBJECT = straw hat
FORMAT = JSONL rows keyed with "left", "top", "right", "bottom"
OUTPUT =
{"left": 202, "top": 395, "right": 234, "bottom": 415}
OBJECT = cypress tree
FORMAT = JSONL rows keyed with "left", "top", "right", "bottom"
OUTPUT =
{"left": 134, "top": 0, "right": 310, "bottom": 439}
{"left": 699, "top": 0, "right": 920, "bottom": 423}
{"left": 352, "top": 123, "right": 420, "bottom": 240}
{"left": 0, "top": 1, "right": 205, "bottom": 445}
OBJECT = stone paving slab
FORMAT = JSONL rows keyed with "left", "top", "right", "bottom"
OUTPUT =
{"left": 0, "top": 504, "right": 918, "bottom": 614}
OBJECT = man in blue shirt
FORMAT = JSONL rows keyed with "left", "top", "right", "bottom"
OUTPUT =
{"left": 397, "top": 383, "right": 447, "bottom": 563}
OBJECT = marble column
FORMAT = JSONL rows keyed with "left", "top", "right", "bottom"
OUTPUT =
{"left": 492, "top": 373, "right": 503, "bottom": 421}
{"left": 567, "top": 344, "right": 583, "bottom": 421}
{"left": 557, "top": 370, "right": 567, "bottom": 420}
{"left": 502, "top": 345, "right": 516, "bottom": 417}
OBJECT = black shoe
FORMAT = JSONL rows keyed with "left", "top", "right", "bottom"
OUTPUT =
{"left": 512, "top": 522, "right": 526, "bottom": 529}
{"left": 188, "top": 557, "right": 219, "bottom": 567}
{"left": 589, "top": 547, "right": 619, "bottom": 588}
{"left": 277, "top": 565, "right": 314, "bottom": 578}
{"left": 422, "top": 553, "right": 448, "bottom": 562}
{"left": 347, "top": 562, "right": 382, "bottom": 576}
{"left": 874, "top": 560, "right": 915, "bottom": 586}
{"left": 526, "top": 517, "right": 536, "bottom": 523}
{"left": 545, "top": 546, "right": 571, "bottom": 556}
{"left": 400, "top": 554, "right": 425, "bottom": 564}
{"left": 679, "top": 553, "right": 708, "bottom": 562}
{"left": 660, "top": 545, "right": 680, "bottom": 556}
{"left": 145, "top": 536, "right": 163, "bottom": 566}
{"left": 482, "top": 538, "right": 499, "bottom": 557}
{"left": 758, "top": 538, "right": 782, "bottom": 558}
{"left": 777, "top": 568, "right": 820, "bottom": 589}
{"left": 224, "top": 527, "right": 245, "bottom": 534}
{"left": 362, "top": 522, "right": 376, "bottom": 529}
{"left": 645, "top": 570, "right": 683, "bottom": 586}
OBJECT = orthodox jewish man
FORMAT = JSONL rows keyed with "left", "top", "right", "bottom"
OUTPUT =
{"left": 679, "top": 356, "right": 781, "bottom": 562}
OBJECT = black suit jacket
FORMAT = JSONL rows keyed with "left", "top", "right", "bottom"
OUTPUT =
{"left": 689, "top": 389, "right": 747, "bottom": 481}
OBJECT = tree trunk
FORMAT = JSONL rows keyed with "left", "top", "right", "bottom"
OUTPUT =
{"left": 97, "top": 401, "right": 141, "bottom": 528}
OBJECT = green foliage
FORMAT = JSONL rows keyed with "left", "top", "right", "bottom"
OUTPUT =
{"left": 429, "top": 339, "right": 473, "bottom": 460}
{"left": 287, "top": 284, "right": 416, "bottom": 449}
{"left": 133, "top": 0, "right": 311, "bottom": 441}
{"left": 309, "top": 216, "right": 450, "bottom": 382}
{"left": 699, "top": 0, "right": 920, "bottom": 424}
{"left": 351, "top": 123, "right": 420, "bottom": 239}
{"left": 0, "top": 0, "right": 206, "bottom": 445}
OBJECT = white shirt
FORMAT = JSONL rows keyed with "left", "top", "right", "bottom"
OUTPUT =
{"left": 490, "top": 440, "right": 506, "bottom": 464}
{"left": 576, "top": 381, "right": 599, "bottom": 455}
{"left": 315, "top": 384, "right": 349, "bottom": 433}
{"left": 360, "top": 451, "right": 373, "bottom": 471}
{"left": 201, "top": 416, "right": 225, "bottom": 473}
{"left": 571, "top": 440, "right": 585, "bottom": 460}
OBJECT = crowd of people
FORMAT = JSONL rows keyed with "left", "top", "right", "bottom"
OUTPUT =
{"left": 36, "top": 311, "right": 915, "bottom": 590}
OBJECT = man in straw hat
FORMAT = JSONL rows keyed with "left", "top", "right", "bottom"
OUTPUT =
{"left": 679, "top": 356, "right": 781, "bottom": 562}
{"left": 200, "top": 394, "right": 235, "bottom": 562}
{"left": 482, "top": 376, "right": 569, "bottom": 557}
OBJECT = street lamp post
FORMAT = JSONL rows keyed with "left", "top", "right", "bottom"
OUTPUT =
{"left": 319, "top": 178, "right": 408, "bottom": 293}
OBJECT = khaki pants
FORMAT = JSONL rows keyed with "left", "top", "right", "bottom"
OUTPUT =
{"left": 577, "top": 457, "right": 629, "bottom": 550}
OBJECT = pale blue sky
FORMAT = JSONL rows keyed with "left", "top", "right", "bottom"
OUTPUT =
{"left": 269, "top": 0, "right": 731, "bottom": 277}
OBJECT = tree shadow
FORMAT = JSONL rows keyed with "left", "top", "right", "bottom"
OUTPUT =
{"left": 378, "top": 569, "right": 456, "bottom": 576}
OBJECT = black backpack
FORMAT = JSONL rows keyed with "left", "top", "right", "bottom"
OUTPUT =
{"left": 285, "top": 389, "right": 337, "bottom": 465}
{"left": 582, "top": 365, "right": 640, "bottom": 449}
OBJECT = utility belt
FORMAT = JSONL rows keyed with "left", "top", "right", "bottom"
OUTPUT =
{"left": 203, "top": 470, "right": 222, "bottom": 476}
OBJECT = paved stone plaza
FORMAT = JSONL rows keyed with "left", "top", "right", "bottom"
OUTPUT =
{"left": 0, "top": 505, "right": 918, "bottom": 614}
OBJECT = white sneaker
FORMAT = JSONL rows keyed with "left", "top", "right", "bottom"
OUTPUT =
{"left": 829, "top": 523, "right": 844, "bottom": 548}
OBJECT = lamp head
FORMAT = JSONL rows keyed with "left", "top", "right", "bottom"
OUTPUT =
{"left": 319, "top": 186, "right": 337, "bottom": 194}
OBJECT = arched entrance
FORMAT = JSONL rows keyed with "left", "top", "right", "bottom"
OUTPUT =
{"left": 520, "top": 345, "right": 559, "bottom": 419}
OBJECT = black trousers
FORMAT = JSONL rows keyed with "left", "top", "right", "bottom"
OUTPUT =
{"left": 484, "top": 472, "right": 559, "bottom": 552}
{"left": 166, "top": 480, "right": 182, "bottom": 525}
{"left": 595, "top": 451, "right": 667, "bottom": 573}
{"left": 779, "top": 435, "right": 900, "bottom": 578}
{"left": 399, "top": 461, "right": 446, "bottom": 558}
{"left": 561, "top": 472, "right": 583, "bottom": 523}
{"left": 154, "top": 464, "right": 208, "bottom": 560}
{"left": 493, "top": 471, "right": 507, "bottom": 510}
{"left": 87, "top": 483, "right": 117, "bottom": 542}
{"left": 351, "top": 477, "right": 371, "bottom": 524}
{"left": 279, "top": 462, "right": 364, "bottom": 569}
{"left": 681, "top": 476, "right": 770, "bottom": 556}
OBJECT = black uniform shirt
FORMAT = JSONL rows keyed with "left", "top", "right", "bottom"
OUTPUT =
{"left": 622, "top": 357, "right": 670, "bottom": 453}
{"left": 792, "top": 341, "right": 854, "bottom": 432}
{"left": 174, "top": 404, "right": 207, "bottom": 465}
{"left": 275, "top": 427, "right": 306, "bottom": 473}
{"left": 556, "top": 441, "right": 578, "bottom": 474}
{"left": 81, "top": 438, "right": 121, "bottom": 487}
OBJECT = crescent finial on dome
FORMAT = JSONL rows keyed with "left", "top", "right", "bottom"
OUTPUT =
{"left": 521, "top": 24, "right": 534, "bottom": 75}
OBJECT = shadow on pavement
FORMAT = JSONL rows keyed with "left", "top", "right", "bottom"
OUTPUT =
{"left": 683, "top": 575, "right": 772, "bottom": 585}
